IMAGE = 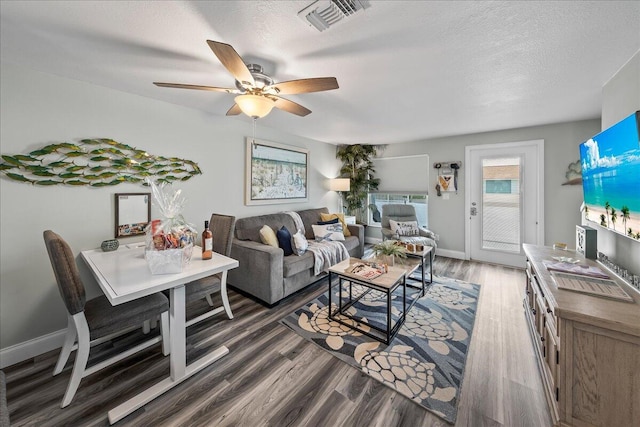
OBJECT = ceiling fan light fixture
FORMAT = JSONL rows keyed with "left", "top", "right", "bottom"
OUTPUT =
{"left": 235, "top": 94, "right": 276, "bottom": 118}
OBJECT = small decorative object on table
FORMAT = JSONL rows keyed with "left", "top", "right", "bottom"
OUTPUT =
{"left": 100, "top": 239, "right": 119, "bottom": 252}
{"left": 576, "top": 225, "right": 597, "bottom": 259}
{"left": 145, "top": 180, "right": 197, "bottom": 274}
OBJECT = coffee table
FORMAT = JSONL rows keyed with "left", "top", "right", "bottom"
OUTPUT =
{"left": 328, "top": 257, "right": 423, "bottom": 344}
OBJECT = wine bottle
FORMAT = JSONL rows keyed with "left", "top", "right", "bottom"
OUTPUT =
{"left": 202, "top": 220, "right": 213, "bottom": 260}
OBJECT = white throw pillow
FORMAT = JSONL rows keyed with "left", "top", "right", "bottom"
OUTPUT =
{"left": 312, "top": 223, "right": 345, "bottom": 242}
{"left": 292, "top": 230, "right": 308, "bottom": 255}
{"left": 259, "top": 225, "right": 279, "bottom": 248}
{"left": 389, "top": 220, "right": 419, "bottom": 236}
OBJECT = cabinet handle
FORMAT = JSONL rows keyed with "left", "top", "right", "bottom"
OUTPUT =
{"left": 541, "top": 336, "right": 545, "bottom": 342}
{"left": 547, "top": 308, "right": 552, "bottom": 313}
{"left": 532, "top": 309, "right": 536, "bottom": 315}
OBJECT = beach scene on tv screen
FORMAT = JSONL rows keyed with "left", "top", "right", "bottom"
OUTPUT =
{"left": 580, "top": 113, "right": 640, "bottom": 240}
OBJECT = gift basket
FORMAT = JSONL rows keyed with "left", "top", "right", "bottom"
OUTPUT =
{"left": 145, "top": 180, "right": 197, "bottom": 274}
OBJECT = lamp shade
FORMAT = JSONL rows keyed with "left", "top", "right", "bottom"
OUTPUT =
{"left": 234, "top": 94, "right": 276, "bottom": 118}
{"left": 329, "top": 178, "right": 350, "bottom": 192}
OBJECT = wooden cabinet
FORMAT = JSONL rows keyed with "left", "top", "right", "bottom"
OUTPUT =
{"left": 523, "top": 244, "right": 640, "bottom": 427}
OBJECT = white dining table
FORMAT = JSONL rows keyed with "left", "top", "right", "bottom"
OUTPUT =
{"left": 80, "top": 244, "right": 239, "bottom": 424}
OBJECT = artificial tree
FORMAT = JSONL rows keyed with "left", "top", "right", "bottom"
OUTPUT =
{"left": 335, "top": 144, "right": 380, "bottom": 223}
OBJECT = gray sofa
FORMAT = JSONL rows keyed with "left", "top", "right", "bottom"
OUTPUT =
{"left": 227, "top": 207, "right": 364, "bottom": 305}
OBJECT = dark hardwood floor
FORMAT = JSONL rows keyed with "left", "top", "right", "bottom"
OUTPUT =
{"left": 4, "top": 255, "right": 552, "bottom": 426}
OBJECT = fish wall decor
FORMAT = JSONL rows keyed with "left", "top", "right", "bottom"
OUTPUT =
{"left": 1, "top": 138, "right": 201, "bottom": 186}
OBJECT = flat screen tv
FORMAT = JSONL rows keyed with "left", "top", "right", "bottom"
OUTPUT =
{"left": 579, "top": 110, "right": 640, "bottom": 240}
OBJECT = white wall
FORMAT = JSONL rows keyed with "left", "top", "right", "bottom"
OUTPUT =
{"left": 0, "top": 62, "right": 341, "bottom": 355}
{"left": 598, "top": 50, "right": 640, "bottom": 276}
{"left": 368, "top": 119, "right": 601, "bottom": 257}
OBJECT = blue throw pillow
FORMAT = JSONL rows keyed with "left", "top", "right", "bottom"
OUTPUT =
{"left": 317, "top": 217, "right": 339, "bottom": 225}
{"left": 276, "top": 225, "right": 294, "bottom": 256}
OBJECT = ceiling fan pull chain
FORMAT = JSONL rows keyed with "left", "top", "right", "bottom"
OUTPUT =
{"left": 252, "top": 117, "right": 257, "bottom": 147}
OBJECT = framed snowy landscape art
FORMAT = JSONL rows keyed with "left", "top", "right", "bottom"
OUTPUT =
{"left": 245, "top": 138, "right": 309, "bottom": 205}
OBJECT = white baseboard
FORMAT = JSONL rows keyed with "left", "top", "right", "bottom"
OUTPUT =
{"left": 0, "top": 329, "right": 65, "bottom": 369}
{"left": 435, "top": 248, "right": 466, "bottom": 260}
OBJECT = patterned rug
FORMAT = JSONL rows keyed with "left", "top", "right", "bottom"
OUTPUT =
{"left": 280, "top": 273, "right": 481, "bottom": 424}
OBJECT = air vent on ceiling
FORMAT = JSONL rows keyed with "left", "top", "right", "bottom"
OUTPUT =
{"left": 298, "top": 0, "right": 371, "bottom": 32}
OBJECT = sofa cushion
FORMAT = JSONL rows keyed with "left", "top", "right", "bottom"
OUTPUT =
{"left": 276, "top": 226, "right": 294, "bottom": 256}
{"left": 236, "top": 226, "right": 262, "bottom": 242}
{"left": 312, "top": 223, "right": 345, "bottom": 241}
{"left": 235, "top": 213, "right": 298, "bottom": 243}
{"left": 259, "top": 225, "right": 279, "bottom": 248}
{"left": 292, "top": 230, "right": 308, "bottom": 256}
{"left": 389, "top": 219, "right": 420, "bottom": 236}
{"left": 297, "top": 207, "right": 330, "bottom": 239}
{"left": 320, "top": 213, "right": 352, "bottom": 237}
{"left": 317, "top": 217, "right": 339, "bottom": 225}
{"left": 342, "top": 235, "right": 360, "bottom": 254}
{"left": 283, "top": 251, "right": 315, "bottom": 277}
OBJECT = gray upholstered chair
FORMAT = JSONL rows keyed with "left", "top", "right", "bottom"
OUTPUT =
{"left": 184, "top": 213, "right": 236, "bottom": 327}
{"left": 380, "top": 204, "right": 438, "bottom": 253}
{"left": 43, "top": 230, "right": 170, "bottom": 408}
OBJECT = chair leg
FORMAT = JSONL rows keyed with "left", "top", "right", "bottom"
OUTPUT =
{"left": 142, "top": 320, "right": 151, "bottom": 334}
{"left": 220, "top": 271, "right": 233, "bottom": 319}
{"left": 53, "top": 315, "right": 77, "bottom": 376}
{"left": 205, "top": 294, "right": 215, "bottom": 307}
{"left": 160, "top": 311, "right": 170, "bottom": 356}
{"left": 61, "top": 313, "right": 90, "bottom": 408}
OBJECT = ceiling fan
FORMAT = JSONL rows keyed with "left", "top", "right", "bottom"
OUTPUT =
{"left": 154, "top": 40, "right": 339, "bottom": 118}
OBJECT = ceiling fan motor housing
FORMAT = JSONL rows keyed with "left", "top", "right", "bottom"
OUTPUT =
{"left": 235, "top": 64, "right": 274, "bottom": 91}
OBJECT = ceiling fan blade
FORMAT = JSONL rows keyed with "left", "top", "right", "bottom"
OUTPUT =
{"left": 269, "top": 77, "right": 339, "bottom": 95}
{"left": 273, "top": 96, "right": 312, "bottom": 117}
{"left": 206, "top": 40, "right": 255, "bottom": 87}
{"left": 226, "top": 103, "right": 242, "bottom": 116}
{"left": 153, "top": 82, "right": 238, "bottom": 93}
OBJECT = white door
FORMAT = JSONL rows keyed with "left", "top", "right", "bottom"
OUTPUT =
{"left": 465, "top": 140, "right": 544, "bottom": 268}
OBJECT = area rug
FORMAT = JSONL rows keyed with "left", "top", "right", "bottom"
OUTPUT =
{"left": 280, "top": 273, "right": 481, "bottom": 424}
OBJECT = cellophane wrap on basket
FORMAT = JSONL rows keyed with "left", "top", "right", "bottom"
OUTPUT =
{"left": 145, "top": 180, "right": 197, "bottom": 274}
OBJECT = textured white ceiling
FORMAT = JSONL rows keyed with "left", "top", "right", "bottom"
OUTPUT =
{"left": 1, "top": 1, "right": 639, "bottom": 145}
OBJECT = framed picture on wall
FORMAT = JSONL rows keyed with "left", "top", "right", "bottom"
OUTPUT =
{"left": 245, "top": 138, "right": 309, "bottom": 205}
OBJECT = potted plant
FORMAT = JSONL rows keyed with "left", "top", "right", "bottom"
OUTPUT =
{"left": 372, "top": 240, "right": 407, "bottom": 266}
{"left": 336, "top": 144, "right": 381, "bottom": 223}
